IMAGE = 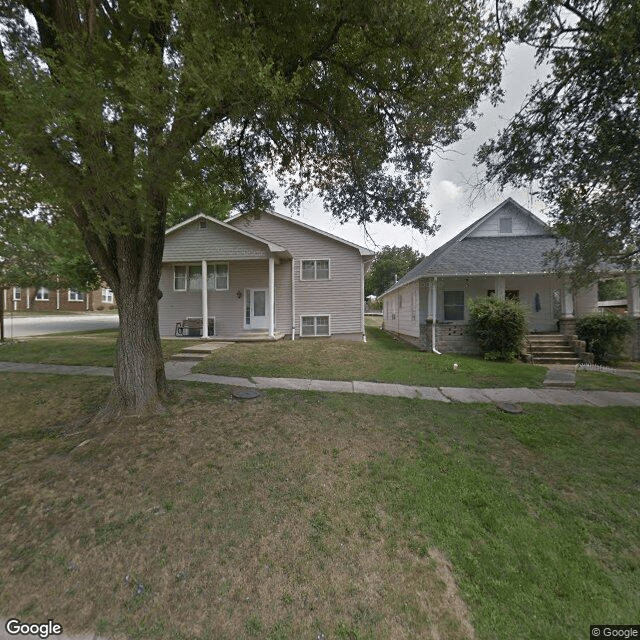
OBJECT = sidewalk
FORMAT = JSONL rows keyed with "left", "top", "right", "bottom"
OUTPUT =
{"left": 1, "top": 360, "right": 640, "bottom": 407}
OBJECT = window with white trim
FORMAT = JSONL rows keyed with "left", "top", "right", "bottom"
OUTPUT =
{"left": 35, "top": 287, "right": 49, "bottom": 301}
{"left": 411, "top": 291, "right": 416, "bottom": 322}
{"left": 174, "top": 266, "right": 187, "bottom": 291}
{"left": 301, "top": 259, "right": 329, "bottom": 280}
{"left": 13, "top": 287, "right": 21, "bottom": 301}
{"left": 300, "top": 315, "right": 330, "bottom": 336}
{"left": 443, "top": 291, "right": 464, "bottom": 321}
{"left": 206, "top": 263, "right": 229, "bottom": 291}
{"left": 101, "top": 288, "right": 114, "bottom": 303}
{"left": 68, "top": 290, "right": 84, "bottom": 302}
{"left": 188, "top": 265, "right": 202, "bottom": 290}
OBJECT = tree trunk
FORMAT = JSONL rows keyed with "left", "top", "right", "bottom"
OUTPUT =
{"left": 95, "top": 271, "right": 167, "bottom": 422}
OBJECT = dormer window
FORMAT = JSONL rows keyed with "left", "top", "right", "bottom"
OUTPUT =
{"left": 499, "top": 217, "right": 513, "bottom": 234}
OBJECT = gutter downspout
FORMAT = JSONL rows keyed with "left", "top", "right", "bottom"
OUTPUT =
{"left": 291, "top": 259, "right": 295, "bottom": 340}
{"left": 431, "top": 277, "right": 441, "bottom": 355}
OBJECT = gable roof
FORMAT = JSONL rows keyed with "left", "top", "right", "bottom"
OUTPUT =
{"left": 165, "top": 213, "right": 288, "bottom": 254}
{"left": 382, "top": 199, "right": 557, "bottom": 296}
{"left": 229, "top": 210, "right": 375, "bottom": 257}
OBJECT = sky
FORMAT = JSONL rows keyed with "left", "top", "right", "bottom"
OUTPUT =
{"left": 268, "top": 42, "right": 547, "bottom": 257}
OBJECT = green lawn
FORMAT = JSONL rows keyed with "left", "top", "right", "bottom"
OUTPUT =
{"left": 576, "top": 370, "right": 640, "bottom": 392}
{"left": 0, "top": 331, "right": 184, "bottom": 366}
{"left": 0, "top": 373, "right": 637, "bottom": 639}
{"left": 194, "top": 326, "right": 549, "bottom": 388}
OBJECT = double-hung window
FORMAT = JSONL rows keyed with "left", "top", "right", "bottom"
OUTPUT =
{"left": 101, "top": 288, "right": 114, "bottom": 303}
{"left": 301, "top": 259, "right": 329, "bottom": 281}
{"left": 174, "top": 264, "right": 229, "bottom": 291}
{"left": 207, "top": 263, "right": 229, "bottom": 291}
{"left": 13, "top": 287, "right": 21, "bottom": 301}
{"left": 35, "top": 287, "right": 49, "bottom": 301}
{"left": 301, "top": 315, "right": 330, "bottom": 336}
{"left": 68, "top": 290, "right": 84, "bottom": 302}
{"left": 443, "top": 291, "right": 464, "bottom": 321}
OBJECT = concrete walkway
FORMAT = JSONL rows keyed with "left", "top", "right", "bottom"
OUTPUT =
{"left": 2, "top": 360, "right": 640, "bottom": 407}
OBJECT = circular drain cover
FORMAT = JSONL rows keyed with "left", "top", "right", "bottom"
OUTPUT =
{"left": 231, "top": 387, "right": 261, "bottom": 400}
{"left": 496, "top": 401, "right": 523, "bottom": 414}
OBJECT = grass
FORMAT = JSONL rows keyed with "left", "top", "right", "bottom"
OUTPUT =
{"left": 0, "top": 373, "right": 638, "bottom": 639}
{"left": 575, "top": 370, "right": 640, "bottom": 392}
{"left": 194, "top": 326, "right": 549, "bottom": 389}
{"left": 0, "top": 331, "right": 185, "bottom": 366}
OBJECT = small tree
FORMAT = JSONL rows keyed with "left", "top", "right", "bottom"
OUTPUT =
{"left": 576, "top": 313, "right": 632, "bottom": 365}
{"left": 467, "top": 296, "right": 527, "bottom": 361}
{"left": 365, "top": 246, "right": 424, "bottom": 297}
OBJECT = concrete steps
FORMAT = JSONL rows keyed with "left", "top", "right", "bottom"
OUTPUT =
{"left": 526, "top": 334, "right": 581, "bottom": 365}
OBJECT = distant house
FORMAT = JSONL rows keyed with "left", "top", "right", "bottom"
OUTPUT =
{"left": 158, "top": 211, "right": 374, "bottom": 340}
{"left": 380, "top": 198, "right": 640, "bottom": 359}
{"left": 3, "top": 285, "right": 116, "bottom": 312}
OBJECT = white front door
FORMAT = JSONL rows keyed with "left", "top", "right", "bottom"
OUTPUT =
{"left": 245, "top": 288, "right": 268, "bottom": 330}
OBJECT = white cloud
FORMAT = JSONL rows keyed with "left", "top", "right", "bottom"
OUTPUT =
{"left": 437, "top": 179, "right": 464, "bottom": 202}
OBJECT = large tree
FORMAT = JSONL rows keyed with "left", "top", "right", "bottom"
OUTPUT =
{"left": 478, "top": 0, "right": 640, "bottom": 278}
{"left": 365, "top": 245, "right": 423, "bottom": 297}
{"left": 0, "top": 0, "right": 502, "bottom": 419}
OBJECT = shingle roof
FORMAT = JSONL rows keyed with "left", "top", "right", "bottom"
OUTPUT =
{"left": 381, "top": 199, "right": 560, "bottom": 296}
{"left": 398, "top": 235, "right": 559, "bottom": 279}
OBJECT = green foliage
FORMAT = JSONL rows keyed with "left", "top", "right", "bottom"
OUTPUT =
{"left": 365, "top": 245, "right": 423, "bottom": 297}
{"left": 467, "top": 296, "right": 527, "bottom": 361}
{"left": 478, "top": 1, "right": 640, "bottom": 278}
{"left": 576, "top": 312, "right": 632, "bottom": 365}
{"left": 598, "top": 277, "right": 627, "bottom": 301}
{"left": 0, "top": 215, "right": 99, "bottom": 290}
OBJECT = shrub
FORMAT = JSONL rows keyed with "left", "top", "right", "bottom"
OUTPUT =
{"left": 576, "top": 312, "right": 632, "bottom": 364}
{"left": 467, "top": 296, "right": 527, "bottom": 361}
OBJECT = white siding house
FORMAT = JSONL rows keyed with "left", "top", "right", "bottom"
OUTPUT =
{"left": 381, "top": 198, "right": 640, "bottom": 358}
{"left": 158, "top": 212, "right": 373, "bottom": 341}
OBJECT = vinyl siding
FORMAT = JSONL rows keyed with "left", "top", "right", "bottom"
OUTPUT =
{"left": 159, "top": 260, "right": 279, "bottom": 337}
{"left": 468, "top": 201, "right": 545, "bottom": 238}
{"left": 164, "top": 221, "right": 269, "bottom": 262}
{"left": 231, "top": 214, "right": 364, "bottom": 336}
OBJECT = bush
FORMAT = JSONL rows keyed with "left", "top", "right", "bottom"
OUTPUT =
{"left": 467, "top": 296, "right": 527, "bottom": 361}
{"left": 576, "top": 312, "right": 632, "bottom": 364}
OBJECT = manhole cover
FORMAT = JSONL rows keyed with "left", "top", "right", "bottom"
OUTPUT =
{"left": 495, "top": 401, "right": 523, "bottom": 414}
{"left": 231, "top": 387, "right": 261, "bottom": 400}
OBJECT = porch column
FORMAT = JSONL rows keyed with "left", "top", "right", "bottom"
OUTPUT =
{"left": 268, "top": 255, "right": 275, "bottom": 338}
{"left": 56, "top": 289, "right": 60, "bottom": 310}
{"left": 626, "top": 273, "right": 640, "bottom": 318}
{"left": 494, "top": 276, "right": 506, "bottom": 300}
{"left": 201, "top": 260, "right": 208, "bottom": 339}
{"left": 26, "top": 288, "right": 30, "bottom": 310}
{"left": 560, "top": 283, "right": 574, "bottom": 318}
{"left": 427, "top": 279, "right": 435, "bottom": 321}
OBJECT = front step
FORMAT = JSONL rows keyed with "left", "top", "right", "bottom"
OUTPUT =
{"left": 525, "top": 334, "right": 585, "bottom": 365}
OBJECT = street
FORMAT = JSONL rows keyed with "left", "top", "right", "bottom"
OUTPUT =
{"left": 1, "top": 313, "right": 119, "bottom": 338}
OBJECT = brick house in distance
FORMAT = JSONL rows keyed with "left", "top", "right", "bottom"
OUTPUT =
{"left": 3, "top": 285, "right": 117, "bottom": 312}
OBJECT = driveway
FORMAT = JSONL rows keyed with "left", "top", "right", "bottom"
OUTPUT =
{"left": 1, "top": 313, "right": 119, "bottom": 338}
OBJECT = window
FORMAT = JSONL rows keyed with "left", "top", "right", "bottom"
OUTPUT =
{"left": 35, "top": 287, "right": 49, "bottom": 301}
{"left": 487, "top": 289, "right": 520, "bottom": 301}
{"left": 443, "top": 291, "right": 464, "bottom": 321}
{"left": 207, "top": 263, "right": 229, "bottom": 291}
{"left": 300, "top": 315, "right": 330, "bottom": 336}
{"left": 174, "top": 266, "right": 187, "bottom": 291}
{"left": 188, "top": 265, "right": 202, "bottom": 290}
{"left": 301, "top": 259, "right": 330, "bottom": 280}
{"left": 398, "top": 294, "right": 403, "bottom": 309}
{"left": 13, "top": 287, "right": 21, "bottom": 301}
{"left": 68, "top": 290, "right": 84, "bottom": 302}
{"left": 101, "top": 288, "right": 114, "bottom": 303}
{"left": 411, "top": 291, "right": 416, "bottom": 322}
{"left": 499, "top": 217, "right": 513, "bottom": 234}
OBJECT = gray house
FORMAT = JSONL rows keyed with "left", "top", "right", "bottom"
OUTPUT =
{"left": 158, "top": 211, "right": 374, "bottom": 340}
{"left": 381, "top": 198, "right": 640, "bottom": 358}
